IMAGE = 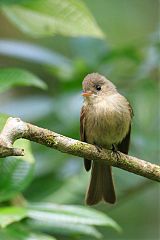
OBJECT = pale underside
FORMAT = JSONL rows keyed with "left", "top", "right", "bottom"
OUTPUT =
{"left": 83, "top": 93, "right": 131, "bottom": 148}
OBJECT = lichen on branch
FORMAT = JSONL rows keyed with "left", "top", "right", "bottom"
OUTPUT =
{"left": 0, "top": 117, "right": 159, "bottom": 182}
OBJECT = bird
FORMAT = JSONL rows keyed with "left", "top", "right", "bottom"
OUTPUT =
{"left": 80, "top": 73, "right": 133, "bottom": 205}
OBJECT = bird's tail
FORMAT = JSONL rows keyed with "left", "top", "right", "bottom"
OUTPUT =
{"left": 85, "top": 161, "right": 116, "bottom": 205}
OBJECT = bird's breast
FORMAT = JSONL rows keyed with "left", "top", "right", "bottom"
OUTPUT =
{"left": 84, "top": 94, "right": 131, "bottom": 147}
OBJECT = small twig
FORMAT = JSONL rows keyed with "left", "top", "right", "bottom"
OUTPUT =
{"left": 0, "top": 145, "right": 24, "bottom": 157}
{"left": 0, "top": 117, "right": 159, "bottom": 182}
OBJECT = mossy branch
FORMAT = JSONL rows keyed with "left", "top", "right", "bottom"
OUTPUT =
{"left": 0, "top": 117, "right": 159, "bottom": 182}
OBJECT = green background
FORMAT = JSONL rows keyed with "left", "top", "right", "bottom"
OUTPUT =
{"left": 0, "top": 0, "right": 159, "bottom": 239}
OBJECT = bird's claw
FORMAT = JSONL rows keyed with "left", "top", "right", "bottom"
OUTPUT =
{"left": 111, "top": 144, "right": 120, "bottom": 160}
{"left": 95, "top": 145, "right": 103, "bottom": 153}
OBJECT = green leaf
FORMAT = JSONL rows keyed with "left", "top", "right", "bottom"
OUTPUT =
{"left": 2, "top": 0, "right": 104, "bottom": 38}
{"left": 0, "top": 114, "right": 8, "bottom": 132}
{"left": 0, "top": 0, "right": 28, "bottom": 6}
{"left": 0, "top": 114, "right": 34, "bottom": 202}
{"left": 28, "top": 219, "right": 102, "bottom": 238}
{"left": 0, "top": 68, "right": 47, "bottom": 93}
{"left": 26, "top": 202, "right": 121, "bottom": 238}
{"left": 0, "top": 157, "right": 34, "bottom": 202}
{"left": 0, "top": 202, "right": 120, "bottom": 238}
{"left": 0, "top": 223, "right": 57, "bottom": 240}
{"left": 27, "top": 202, "right": 121, "bottom": 232}
{"left": 0, "top": 40, "right": 73, "bottom": 79}
{"left": 0, "top": 0, "right": 26, "bottom": 6}
{"left": 0, "top": 207, "right": 27, "bottom": 228}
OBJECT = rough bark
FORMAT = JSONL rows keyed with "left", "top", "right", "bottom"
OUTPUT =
{"left": 0, "top": 117, "right": 159, "bottom": 182}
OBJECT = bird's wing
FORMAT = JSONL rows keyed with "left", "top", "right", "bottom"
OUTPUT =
{"left": 117, "top": 124, "right": 131, "bottom": 154}
{"left": 117, "top": 101, "right": 133, "bottom": 154}
{"left": 80, "top": 106, "right": 91, "bottom": 171}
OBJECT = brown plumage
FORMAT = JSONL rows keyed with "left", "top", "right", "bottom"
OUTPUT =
{"left": 80, "top": 73, "right": 133, "bottom": 205}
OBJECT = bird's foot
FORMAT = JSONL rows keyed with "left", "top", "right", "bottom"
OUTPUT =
{"left": 94, "top": 144, "right": 103, "bottom": 153}
{"left": 111, "top": 144, "right": 120, "bottom": 160}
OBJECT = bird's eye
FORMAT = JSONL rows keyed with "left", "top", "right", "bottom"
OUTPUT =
{"left": 95, "top": 85, "right": 101, "bottom": 91}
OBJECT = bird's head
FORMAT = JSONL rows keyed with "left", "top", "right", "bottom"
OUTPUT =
{"left": 82, "top": 73, "right": 117, "bottom": 103}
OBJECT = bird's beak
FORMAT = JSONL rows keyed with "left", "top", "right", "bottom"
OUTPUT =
{"left": 81, "top": 91, "right": 93, "bottom": 97}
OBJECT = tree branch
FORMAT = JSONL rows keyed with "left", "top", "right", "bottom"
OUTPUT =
{"left": 0, "top": 117, "right": 159, "bottom": 182}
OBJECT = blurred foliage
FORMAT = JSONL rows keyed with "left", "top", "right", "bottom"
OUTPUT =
{"left": 0, "top": 0, "right": 159, "bottom": 240}
{"left": 2, "top": 0, "right": 103, "bottom": 38}
{"left": 0, "top": 68, "right": 47, "bottom": 92}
